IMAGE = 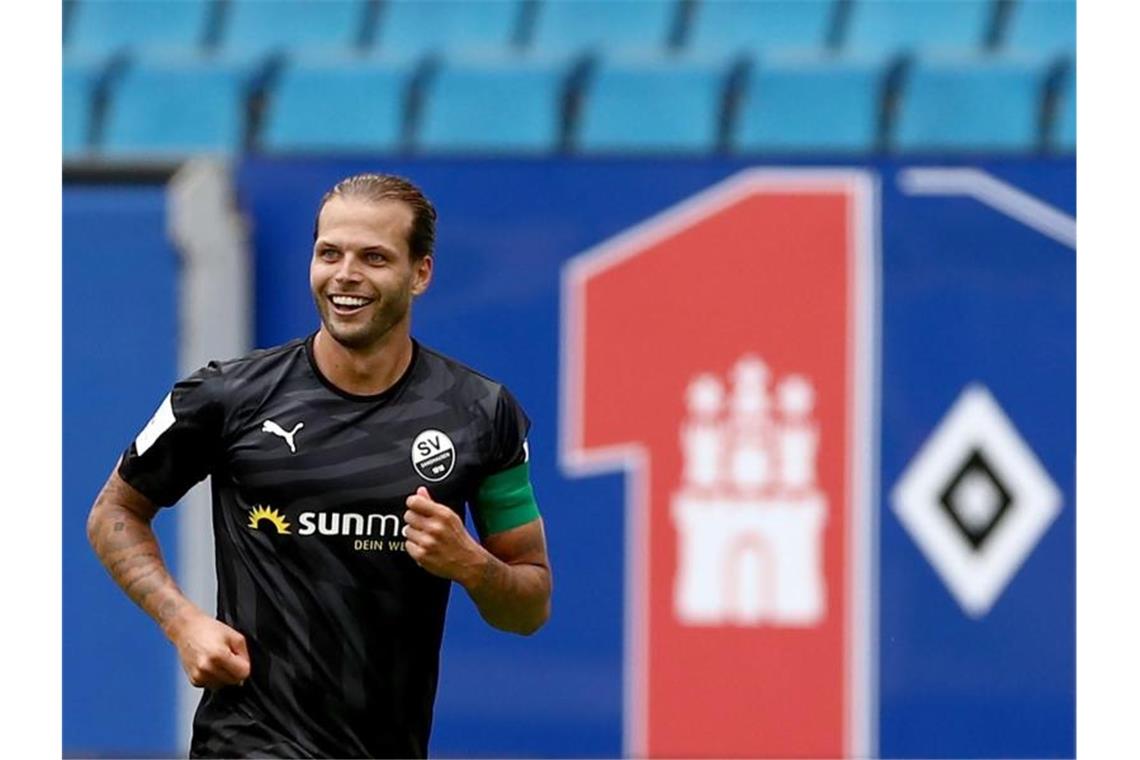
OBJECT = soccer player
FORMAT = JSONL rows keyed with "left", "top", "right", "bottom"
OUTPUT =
{"left": 86, "top": 173, "right": 552, "bottom": 758}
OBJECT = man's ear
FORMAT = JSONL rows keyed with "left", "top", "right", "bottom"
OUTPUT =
{"left": 411, "top": 255, "right": 433, "bottom": 296}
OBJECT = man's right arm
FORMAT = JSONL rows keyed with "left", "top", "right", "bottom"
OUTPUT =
{"left": 87, "top": 466, "right": 250, "bottom": 689}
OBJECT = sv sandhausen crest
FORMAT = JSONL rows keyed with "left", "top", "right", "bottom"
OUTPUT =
{"left": 411, "top": 429, "right": 456, "bottom": 482}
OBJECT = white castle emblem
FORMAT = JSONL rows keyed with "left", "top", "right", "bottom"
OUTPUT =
{"left": 672, "top": 354, "right": 827, "bottom": 626}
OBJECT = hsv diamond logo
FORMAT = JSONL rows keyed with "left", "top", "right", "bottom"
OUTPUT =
{"left": 891, "top": 384, "right": 1062, "bottom": 617}
{"left": 561, "top": 170, "right": 877, "bottom": 758}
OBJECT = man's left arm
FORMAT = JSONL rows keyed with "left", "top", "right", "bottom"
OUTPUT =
{"left": 404, "top": 486, "right": 551, "bottom": 635}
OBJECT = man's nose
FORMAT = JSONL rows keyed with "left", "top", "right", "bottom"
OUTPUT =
{"left": 334, "top": 255, "right": 364, "bottom": 283}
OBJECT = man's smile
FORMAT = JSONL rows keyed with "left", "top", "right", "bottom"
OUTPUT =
{"left": 328, "top": 294, "right": 375, "bottom": 315}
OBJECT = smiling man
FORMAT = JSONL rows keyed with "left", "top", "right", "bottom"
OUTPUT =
{"left": 86, "top": 173, "right": 552, "bottom": 759}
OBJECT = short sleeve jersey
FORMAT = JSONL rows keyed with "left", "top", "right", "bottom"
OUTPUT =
{"left": 118, "top": 336, "right": 539, "bottom": 759}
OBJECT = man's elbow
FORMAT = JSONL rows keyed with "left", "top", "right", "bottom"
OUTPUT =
{"left": 508, "top": 602, "right": 550, "bottom": 637}
{"left": 522, "top": 598, "right": 552, "bottom": 636}
{"left": 520, "top": 572, "right": 553, "bottom": 635}
{"left": 491, "top": 587, "right": 551, "bottom": 636}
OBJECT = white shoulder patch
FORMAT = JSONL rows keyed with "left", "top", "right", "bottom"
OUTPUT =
{"left": 135, "top": 393, "right": 175, "bottom": 456}
{"left": 523, "top": 439, "right": 530, "bottom": 463}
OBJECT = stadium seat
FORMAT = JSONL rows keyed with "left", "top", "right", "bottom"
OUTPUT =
{"left": 1051, "top": 66, "right": 1075, "bottom": 152}
{"left": 65, "top": 0, "right": 212, "bottom": 58}
{"left": 417, "top": 55, "right": 566, "bottom": 153}
{"left": 577, "top": 57, "right": 727, "bottom": 153}
{"left": 843, "top": 0, "right": 994, "bottom": 56}
{"left": 685, "top": 0, "right": 835, "bottom": 61}
{"left": 63, "top": 55, "right": 105, "bottom": 156}
{"left": 261, "top": 56, "right": 415, "bottom": 152}
{"left": 101, "top": 57, "right": 251, "bottom": 156}
{"left": 218, "top": 0, "right": 368, "bottom": 62}
{"left": 893, "top": 54, "right": 1046, "bottom": 152}
{"left": 734, "top": 52, "right": 884, "bottom": 153}
{"left": 528, "top": 0, "right": 678, "bottom": 59}
{"left": 373, "top": 0, "right": 523, "bottom": 60}
{"left": 1003, "top": 0, "right": 1075, "bottom": 57}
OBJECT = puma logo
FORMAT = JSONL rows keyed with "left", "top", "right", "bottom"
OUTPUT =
{"left": 261, "top": 419, "right": 304, "bottom": 454}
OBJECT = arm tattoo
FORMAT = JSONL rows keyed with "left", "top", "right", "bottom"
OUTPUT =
{"left": 466, "top": 523, "right": 552, "bottom": 635}
{"left": 89, "top": 483, "right": 190, "bottom": 636}
{"left": 478, "top": 554, "right": 510, "bottom": 591}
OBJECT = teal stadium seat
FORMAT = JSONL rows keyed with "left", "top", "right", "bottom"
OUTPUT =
{"left": 261, "top": 56, "right": 415, "bottom": 152}
{"left": 417, "top": 55, "right": 566, "bottom": 153}
{"left": 63, "top": 55, "right": 104, "bottom": 156}
{"left": 734, "top": 52, "right": 884, "bottom": 152}
{"left": 218, "top": 0, "right": 367, "bottom": 62}
{"left": 1052, "top": 66, "right": 1075, "bottom": 152}
{"left": 374, "top": 0, "right": 522, "bottom": 59}
{"left": 894, "top": 54, "right": 1046, "bottom": 152}
{"left": 1004, "top": 0, "right": 1075, "bottom": 56}
{"left": 577, "top": 57, "right": 727, "bottom": 153}
{"left": 685, "top": 0, "right": 835, "bottom": 61}
{"left": 66, "top": 0, "right": 211, "bottom": 57}
{"left": 844, "top": 0, "right": 993, "bottom": 55}
{"left": 102, "top": 57, "right": 250, "bottom": 156}
{"left": 529, "top": 0, "right": 678, "bottom": 58}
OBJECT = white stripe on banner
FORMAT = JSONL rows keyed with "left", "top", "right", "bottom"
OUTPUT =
{"left": 898, "top": 167, "right": 1076, "bottom": 249}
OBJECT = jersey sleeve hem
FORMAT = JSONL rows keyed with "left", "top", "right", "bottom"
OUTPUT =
{"left": 116, "top": 454, "right": 179, "bottom": 508}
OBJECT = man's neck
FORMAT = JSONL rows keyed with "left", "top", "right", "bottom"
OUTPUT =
{"left": 312, "top": 326, "right": 414, "bottom": 397}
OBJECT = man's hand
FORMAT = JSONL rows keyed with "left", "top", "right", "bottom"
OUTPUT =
{"left": 403, "top": 487, "right": 484, "bottom": 585}
{"left": 169, "top": 610, "right": 251, "bottom": 689}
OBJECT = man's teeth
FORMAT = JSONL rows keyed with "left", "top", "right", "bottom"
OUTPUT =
{"left": 331, "top": 296, "right": 370, "bottom": 307}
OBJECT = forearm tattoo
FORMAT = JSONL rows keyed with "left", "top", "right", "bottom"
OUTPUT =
{"left": 469, "top": 526, "right": 552, "bottom": 634}
{"left": 89, "top": 484, "right": 188, "bottom": 631}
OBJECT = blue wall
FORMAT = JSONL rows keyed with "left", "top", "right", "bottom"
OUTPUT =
{"left": 63, "top": 186, "right": 181, "bottom": 756}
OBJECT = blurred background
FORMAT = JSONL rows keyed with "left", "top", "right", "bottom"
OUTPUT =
{"left": 62, "top": 0, "right": 1075, "bottom": 757}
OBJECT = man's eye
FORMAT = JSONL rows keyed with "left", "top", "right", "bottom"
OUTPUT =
{"left": 319, "top": 249, "right": 339, "bottom": 259}
{"left": 367, "top": 252, "right": 386, "bottom": 264}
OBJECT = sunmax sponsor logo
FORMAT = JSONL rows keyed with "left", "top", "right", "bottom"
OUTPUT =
{"left": 298, "top": 511, "right": 409, "bottom": 552}
{"left": 248, "top": 506, "right": 408, "bottom": 552}
{"left": 295, "top": 511, "right": 408, "bottom": 538}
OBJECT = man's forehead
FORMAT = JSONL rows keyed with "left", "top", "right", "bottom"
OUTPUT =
{"left": 316, "top": 197, "right": 414, "bottom": 247}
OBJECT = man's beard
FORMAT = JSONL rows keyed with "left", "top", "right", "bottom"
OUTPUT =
{"left": 316, "top": 289, "right": 412, "bottom": 350}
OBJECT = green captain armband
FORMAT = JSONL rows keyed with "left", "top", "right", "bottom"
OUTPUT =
{"left": 473, "top": 461, "right": 541, "bottom": 537}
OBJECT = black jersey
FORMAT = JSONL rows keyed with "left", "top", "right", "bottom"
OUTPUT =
{"left": 118, "top": 335, "right": 539, "bottom": 759}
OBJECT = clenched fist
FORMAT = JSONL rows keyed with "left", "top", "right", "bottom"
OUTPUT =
{"left": 404, "top": 486, "right": 486, "bottom": 587}
{"left": 169, "top": 610, "right": 251, "bottom": 689}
